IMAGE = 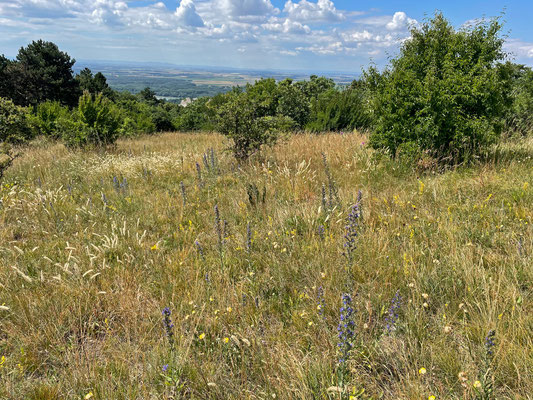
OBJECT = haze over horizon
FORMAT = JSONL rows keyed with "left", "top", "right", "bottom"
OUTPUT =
{"left": 1, "top": 0, "right": 533, "bottom": 72}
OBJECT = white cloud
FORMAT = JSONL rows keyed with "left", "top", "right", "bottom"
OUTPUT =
{"left": 386, "top": 11, "right": 416, "bottom": 31}
{"left": 217, "top": 0, "right": 278, "bottom": 17}
{"left": 175, "top": 0, "right": 204, "bottom": 27}
{"left": 263, "top": 18, "right": 310, "bottom": 34}
{"left": 504, "top": 39, "right": 533, "bottom": 59}
{"left": 283, "top": 0, "right": 344, "bottom": 23}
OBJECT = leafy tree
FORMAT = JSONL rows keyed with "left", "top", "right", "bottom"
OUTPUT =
{"left": 138, "top": 87, "right": 160, "bottom": 105}
{"left": 217, "top": 91, "right": 291, "bottom": 160}
{"left": 505, "top": 65, "right": 533, "bottom": 134}
{"left": 276, "top": 78, "right": 309, "bottom": 128}
{"left": 76, "top": 68, "right": 114, "bottom": 99}
{"left": 61, "top": 91, "right": 120, "bottom": 147}
{"left": 245, "top": 78, "right": 279, "bottom": 117}
{"left": 368, "top": 13, "right": 512, "bottom": 162}
{"left": 297, "top": 75, "right": 335, "bottom": 101}
{"left": 13, "top": 40, "right": 80, "bottom": 107}
{"left": 307, "top": 87, "right": 371, "bottom": 132}
{"left": 0, "top": 97, "right": 33, "bottom": 144}
{"left": 32, "top": 101, "right": 69, "bottom": 138}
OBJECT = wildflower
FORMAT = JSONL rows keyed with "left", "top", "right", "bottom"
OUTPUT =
{"left": 198, "top": 333, "right": 206, "bottom": 340}
{"left": 423, "top": 302, "right": 429, "bottom": 308}
{"left": 308, "top": 321, "right": 314, "bottom": 326}
{"left": 151, "top": 243, "right": 158, "bottom": 251}
{"left": 343, "top": 198, "right": 362, "bottom": 263}
{"left": 337, "top": 293, "right": 355, "bottom": 365}
{"left": 223, "top": 337, "right": 229, "bottom": 343}
{"left": 428, "top": 396, "right": 436, "bottom": 400}
{"left": 382, "top": 290, "right": 401, "bottom": 333}
{"left": 162, "top": 364, "right": 168, "bottom": 372}
{"left": 422, "top": 293, "right": 429, "bottom": 299}
{"left": 246, "top": 222, "right": 252, "bottom": 252}
{"left": 473, "top": 380, "right": 482, "bottom": 388}
{"left": 419, "top": 367, "right": 427, "bottom": 375}
{"left": 180, "top": 181, "right": 187, "bottom": 206}
{"left": 196, "top": 162, "right": 202, "bottom": 187}
{"left": 162, "top": 307, "right": 174, "bottom": 346}
{"left": 321, "top": 183, "right": 327, "bottom": 210}
{"left": 317, "top": 224, "right": 325, "bottom": 241}
{"left": 444, "top": 325, "right": 452, "bottom": 334}
{"left": 485, "top": 330, "right": 496, "bottom": 358}
{"left": 84, "top": 392, "right": 94, "bottom": 399}
{"left": 194, "top": 240, "right": 205, "bottom": 260}
{"left": 214, "top": 204, "right": 223, "bottom": 254}
{"left": 226, "top": 306, "right": 232, "bottom": 313}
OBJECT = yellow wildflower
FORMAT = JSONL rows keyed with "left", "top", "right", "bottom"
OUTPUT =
{"left": 198, "top": 333, "right": 205, "bottom": 340}
{"left": 419, "top": 367, "right": 427, "bottom": 375}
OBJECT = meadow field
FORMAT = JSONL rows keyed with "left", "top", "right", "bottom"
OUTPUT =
{"left": 0, "top": 132, "right": 531, "bottom": 399}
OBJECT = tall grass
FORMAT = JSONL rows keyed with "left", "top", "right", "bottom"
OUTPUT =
{"left": 0, "top": 132, "right": 531, "bottom": 399}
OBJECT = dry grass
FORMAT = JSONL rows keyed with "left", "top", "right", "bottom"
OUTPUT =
{"left": 0, "top": 132, "right": 531, "bottom": 399}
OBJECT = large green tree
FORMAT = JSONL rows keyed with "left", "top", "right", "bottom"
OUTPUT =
{"left": 10, "top": 40, "right": 80, "bottom": 107}
{"left": 368, "top": 13, "right": 513, "bottom": 162}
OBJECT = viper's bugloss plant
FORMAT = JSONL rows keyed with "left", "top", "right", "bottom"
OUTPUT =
{"left": 384, "top": 290, "right": 402, "bottom": 334}
{"left": 162, "top": 307, "right": 174, "bottom": 347}
{"left": 337, "top": 293, "right": 355, "bottom": 365}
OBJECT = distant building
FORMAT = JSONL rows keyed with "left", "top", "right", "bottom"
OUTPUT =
{"left": 180, "top": 97, "right": 193, "bottom": 107}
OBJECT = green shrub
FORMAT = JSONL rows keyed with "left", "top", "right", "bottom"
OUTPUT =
{"left": 0, "top": 97, "right": 33, "bottom": 144}
{"left": 33, "top": 101, "right": 69, "bottom": 138}
{"left": 306, "top": 87, "right": 372, "bottom": 132}
{"left": 217, "top": 92, "right": 289, "bottom": 160}
{"left": 506, "top": 67, "right": 533, "bottom": 135}
{"left": 368, "top": 13, "right": 512, "bottom": 163}
{"left": 62, "top": 91, "right": 120, "bottom": 147}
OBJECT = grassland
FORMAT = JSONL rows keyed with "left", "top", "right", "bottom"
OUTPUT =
{"left": 0, "top": 132, "right": 531, "bottom": 399}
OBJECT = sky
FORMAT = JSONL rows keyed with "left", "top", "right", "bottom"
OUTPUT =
{"left": 1, "top": 0, "right": 533, "bottom": 73}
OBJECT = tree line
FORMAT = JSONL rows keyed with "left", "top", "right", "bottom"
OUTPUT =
{"left": 1, "top": 13, "right": 533, "bottom": 164}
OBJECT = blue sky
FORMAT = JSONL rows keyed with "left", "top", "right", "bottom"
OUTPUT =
{"left": 1, "top": 0, "right": 532, "bottom": 72}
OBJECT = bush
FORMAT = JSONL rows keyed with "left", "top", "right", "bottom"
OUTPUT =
{"left": 0, "top": 143, "right": 19, "bottom": 181}
{"left": 368, "top": 13, "right": 512, "bottom": 163}
{"left": 32, "top": 101, "right": 69, "bottom": 138}
{"left": 0, "top": 97, "right": 33, "bottom": 144}
{"left": 306, "top": 87, "right": 372, "bottom": 132}
{"left": 217, "top": 92, "right": 288, "bottom": 160}
{"left": 506, "top": 67, "right": 533, "bottom": 135}
{"left": 62, "top": 91, "right": 120, "bottom": 147}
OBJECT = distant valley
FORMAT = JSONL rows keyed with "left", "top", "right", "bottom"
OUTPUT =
{"left": 75, "top": 60, "right": 360, "bottom": 102}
